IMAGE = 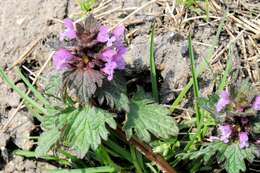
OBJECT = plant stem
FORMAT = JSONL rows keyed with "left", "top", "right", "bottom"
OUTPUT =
{"left": 114, "top": 128, "right": 178, "bottom": 173}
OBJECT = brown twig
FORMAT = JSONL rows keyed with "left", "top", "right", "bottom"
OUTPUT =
{"left": 114, "top": 128, "right": 178, "bottom": 173}
{"left": 8, "top": 37, "right": 42, "bottom": 70}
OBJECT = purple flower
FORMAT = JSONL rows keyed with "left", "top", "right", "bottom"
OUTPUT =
{"left": 60, "top": 18, "right": 76, "bottom": 41}
{"left": 219, "top": 124, "right": 232, "bottom": 143}
{"left": 99, "top": 46, "right": 127, "bottom": 80}
{"left": 97, "top": 24, "right": 127, "bottom": 80}
{"left": 97, "top": 26, "right": 115, "bottom": 47}
{"left": 102, "top": 61, "right": 117, "bottom": 81}
{"left": 112, "top": 24, "right": 125, "bottom": 39}
{"left": 53, "top": 48, "right": 73, "bottom": 71}
{"left": 100, "top": 48, "right": 116, "bottom": 62}
{"left": 216, "top": 90, "right": 231, "bottom": 112}
{"left": 112, "top": 46, "right": 127, "bottom": 69}
{"left": 97, "top": 25, "right": 125, "bottom": 47}
{"left": 239, "top": 132, "right": 249, "bottom": 149}
{"left": 252, "top": 96, "right": 260, "bottom": 110}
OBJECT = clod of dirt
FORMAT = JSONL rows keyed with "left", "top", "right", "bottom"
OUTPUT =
{"left": 0, "top": 0, "right": 69, "bottom": 68}
{"left": 7, "top": 110, "right": 34, "bottom": 150}
{"left": 125, "top": 32, "right": 190, "bottom": 103}
{"left": 4, "top": 156, "right": 24, "bottom": 173}
{"left": 36, "top": 162, "right": 57, "bottom": 173}
{"left": 0, "top": 83, "right": 20, "bottom": 108}
{"left": 3, "top": 154, "right": 57, "bottom": 173}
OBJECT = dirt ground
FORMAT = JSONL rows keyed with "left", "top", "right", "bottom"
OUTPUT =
{"left": 0, "top": 0, "right": 259, "bottom": 172}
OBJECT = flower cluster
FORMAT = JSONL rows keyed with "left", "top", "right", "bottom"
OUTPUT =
{"left": 52, "top": 15, "right": 127, "bottom": 102}
{"left": 97, "top": 24, "right": 127, "bottom": 80}
{"left": 53, "top": 16, "right": 127, "bottom": 81}
{"left": 210, "top": 87, "right": 260, "bottom": 149}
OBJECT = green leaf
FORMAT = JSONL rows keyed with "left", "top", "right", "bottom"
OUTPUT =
{"left": 48, "top": 166, "right": 115, "bottom": 173}
{"left": 35, "top": 128, "right": 61, "bottom": 157}
{"left": 197, "top": 95, "right": 225, "bottom": 122}
{"left": 40, "top": 107, "right": 75, "bottom": 130}
{"left": 149, "top": 25, "right": 159, "bottom": 102}
{"left": 196, "top": 141, "right": 226, "bottom": 163}
{"left": 188, "top": 33, "right": 201, "bottom": 127}
{"left": 66, "top": 106, "right": 116, "bottom": 158}
{"left": 14, "top": 150, "right": 71, "bottom": 166}
{"left": 16, "top": 68, "right": 50, "bottom": 106}
{"left": 224, "top": 143, "right": 247, "bottom": 173}
{"left": 0, "top": 66, "right": 48, "bottom": 115}
{"left": 96, "top": 73, "right": 129, "bottom": 112}
{"left": 78, "top": 0, "right": 96, "bottom": 13}
{"left": 45, "top": 74, "right": 62, "bottom": 97}
{"left": 123, "top": 89, "right": 178, "bottom": 142}
{"left": 170, "top": 15, "right": 227, "bottom": 112}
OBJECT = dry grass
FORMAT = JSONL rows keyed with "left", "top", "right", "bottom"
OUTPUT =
{"left": 91, "top": 0, "right": 259, "bottom": 90}
{"left": 2, "top": 0, "right": 259, "bottom": 133}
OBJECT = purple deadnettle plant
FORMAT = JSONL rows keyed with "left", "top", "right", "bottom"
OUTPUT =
{"left": 189, "top": 80, "right": 260, "bottom": 173}
{"left": 52, "top": 14, "right": 127, "bottom": 103}
{"left": 205, "top": 80, "right": 260, "bottom": 149}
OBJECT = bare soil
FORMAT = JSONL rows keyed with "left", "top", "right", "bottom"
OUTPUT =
{"left": 0, "top": 0, "right": 259, "bottom": 172}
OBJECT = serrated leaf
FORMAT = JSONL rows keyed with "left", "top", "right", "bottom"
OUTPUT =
{"left": 96, "top": 73, "right": 129, "bottom": 112}
{"left": 45, "top": 74, "right": 62, "bottom": 97}
{"left": 66, "top": 105, "right": 116, "bottom": 158}
{"left": 224, "top": 144, "right": 247, "bottom": 173}
{"left": 197, "top": 95, "right": 225, "bottom": 122}
{"left": 123, "top": 89, "right": 178, "bottom": 142}
{"left": 35, "top": 128, "right": 60, "bottom": 157}
{"left": 41, "top": 107, "right": 75, "bottom": 130}
{"left": 62, "top": 67, "right": 104, "bottom": 103}
{"left": 190, "top": 141, "right": 227, "bottom": 164}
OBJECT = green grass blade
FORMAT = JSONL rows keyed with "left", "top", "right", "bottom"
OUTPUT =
{"left": 149, "top": 25, "right": 159, "bottom": 102}
{"left": 130, "top": 145, "right": 143, "bottom": 173}
{"left": 205, "top": 0, "right": 209, "bottom": 22}
{"left": 14, "top": 150, "right": 70, "bottom": 166}
{"left": 136, "top": 151, "right": 148, "bottom": 173}
{"left": 48, "top": 166, "right": 115, "bottom": 173}
{"left": 104, "top": 139, "right": 132, "bottom": 163}
{"left": 170, "top": 14, "right": 227, "bottom": 112}
{"left": 0, "top": 67, "right": 48, "bottom": 115}
{"left": 218, "top": 45, "right": 233, "bottom": 91}
{"left": 15, "top": 68, "right": 50, "bottom": 106}
{"left": 59, "top": 149, "right": 87, "bottom": 168}
{"left": 188, "top": 33, "right": 201, "bottom": 126}
{"left": 96, "top": 145, "right": 121, "bottom": 172}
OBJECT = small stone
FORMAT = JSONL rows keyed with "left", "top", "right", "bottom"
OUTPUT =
{"left": 8, "top": 111, "right": 34, "bottom": 150}
{"left": 14, "top": 157, "right": 25, "bottom": 171}
{"left": 4, "top": 161, "right": 15, "bottom": 173}
{"left": 24, "top": 160, "right": 36, "bottom": 170}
